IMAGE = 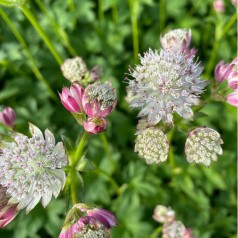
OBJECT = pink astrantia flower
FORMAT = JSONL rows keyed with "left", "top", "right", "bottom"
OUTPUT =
{"left": 213, "top": 0, "right": 225, "bottom": 13}
{"left": 0, "top": 107, "right": 16, "bottom": 128}
{"left": 0, "top": 186, "right": 18, "bottom": 228}
{"left": 83, "top": 117, "right": 107, "bottom": 134}
{"left": 82, "top": 81, "right": 117, "bottom": 118}
{"left": 59, "top": 83, "right": 84, "bottom": 113}
{"left": 227, "top": 91, "right": 238, "bottom": 107}
{"left": 214, "top": 59, "right": 237, "bottom": 83}
{"left": 59, "top": 204, "right": 117, "bottom": 238}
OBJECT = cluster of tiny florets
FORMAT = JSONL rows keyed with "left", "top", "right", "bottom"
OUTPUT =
{"left": 61, "top": 57, "right": 87, "bottom": 82}
{"left": 74, "top": 226, "right": 109, "bottom": 238}
{"left": 135, "top": 128, "right": 169, "bottom": 164}
{"left": 127, "top": 48, "right": 208, "bottom": 125}
{"left": 85, "top": 82, "right": 116, "bottom": 109}
{"left": 163, "top": 220, "right": 185, "bottom": 238}
{"left": 0, "top": 124, "right": 67, "bottom": 212}
{"left": 185, "top": 127, "right": 223, "bottom": 166}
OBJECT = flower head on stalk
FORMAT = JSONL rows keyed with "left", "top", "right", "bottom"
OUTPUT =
{"left": 82, "top": 81, "right": 117, "bottom": 118}
{"left": 0, "top": 186, "right": 18, "bottom": 228}
{"left": 185, "top": 127, "right": 223, "bottom": 166}
{"left": 0, "top": 107, "right": 16, "bottom": 128}
{"left": 0, "top": 123, "right": 68, "bottom": 213}
{"left": 135, "top": 127, "right": 169, "bottom": 164}
{"left": 59, "top": 204, "right": 118, "bottom": 238}
{"left": 59, "top": 83, "right": 84, "bottom": 113}
{"left": 61, "top": 57, "right": 87, "bottom": 83}
{"left": 126, "top": 48, "right": 208, "bottom": 125}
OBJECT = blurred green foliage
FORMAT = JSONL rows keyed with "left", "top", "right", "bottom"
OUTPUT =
{"left": 0, "top": 0, "right": 237, "bottom": 237}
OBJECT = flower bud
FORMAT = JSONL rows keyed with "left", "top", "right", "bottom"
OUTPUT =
{"left": 89, "top": 66, "right": 103, "bottom": 82}
{"left": 153, "top": 205, "right": 175, "bottom": 223}
{"left": 82, "top": 81, "right": 117, "bottom": 118}
{"left": 213, "top": 0, "right": 225, "bottom": 13}
{"left": 185, "top": 127, "right": 223, "bottom": 166}
{"left": 0, "top": 186, "right": 18, "bottom": 228}
{"left": 226, "top": 91, "right": 238, "bottom": 107}
{"left": 61, "top": 57, "right": 87, "bottom": 83}
{"left": 214, "top": 59, "right": 237, "bottom": 83}
{"left": 162, "top": 220, "right": 186, "bottom": 238}
{"left": 59, "top": 83, "right": 84, "bottom": 113}
{"left": 0, "top": 107, "right": 16, "bottom": 128}
{"left": 135, "top": 127, "right": 169, "bottom": 164}
{"left": 160, "top": 29, "right": 192, "bottom": 53}
{"left": 184, "top": 228, "right": 196, "bottom": 238}
{"left": 83, "top": 117, "right": 107, "bottom": 134}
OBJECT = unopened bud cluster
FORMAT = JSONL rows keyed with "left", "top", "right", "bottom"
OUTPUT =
{"left": 135, "top": 128, "right": 169, "bottom": 164}
{"left": 185, "top": 127, "right": 223, "bottom": 166}
{"left": 60, "top": 57, "right": 116, "bottom": 134}
{"left": 0, "top": 107, "right": 16, "bottom": 128}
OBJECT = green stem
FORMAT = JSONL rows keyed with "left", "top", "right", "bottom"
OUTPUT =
{"left": 70, "top": 169, "right": 79, "bottom": 205}
{"left": 149, "top": 226, "right": 163, "bottom": 238}
{"left": 167, "top": 128, "right": 175, "bottom": 168}
{"left": 221, "top": 13, "right": 237, "bottom": 38}
{"left": 159, "top": 0, "right": 165, "bottom": 33}
{"left": 0, "top": 8, "right": 57, "bottom": 100}
{"left": 100, "top": 132, "right": 116, "bottom": 169}
{"left": 129, "top": 0, "right": 139, "bottom": 62}
{"left": 111, "top": 0, "right": 118, "bottom": 24}
{"left": 20, "top": 5, "right": 63, "bottom": 65}
{"left": 35, "top": 0, "right": 77, "bottom": 56}
{"left": 67, "top": 0, "right": 75, "bottom": 12}
{"left": 98, "top": 0, "right": 104, "bottom": 21}
{"left": 74, "top": 132, "right": 88, "bottom": 166}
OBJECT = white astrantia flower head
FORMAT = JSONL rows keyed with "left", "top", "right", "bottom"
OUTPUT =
{"left": 135, "top": 127, "right": 169, "bottom": 164}
{"left": 126, "top": 48, "right": 208, "bottom": 125}
{"left": 162, "top": 220, "right": 186, "bottom": 238}
{"left": 185, "top": 127, "right": 223, "bottom": 166}
{"left": 0, "top": 123, "right": 68, "bottom": 213}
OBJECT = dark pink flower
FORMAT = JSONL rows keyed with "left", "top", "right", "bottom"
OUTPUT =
{"left": 83, "top": 117, "right": 107, "bottom": 134}
{"left": 0, "top": 186, "right": 18, "bottom": 228}
{"left": 82, "top": 81, "right": 117, "bottom": 118}
{"left": 0, "top": 107, "right": 16, "bottom": 128}
{"left": 59, "top": 83, "right": 84, "bottom": 113}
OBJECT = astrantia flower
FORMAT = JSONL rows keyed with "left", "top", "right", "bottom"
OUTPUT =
{"left": 127, "top": 48, "right": 208, "bottom": 125}
{"left": 162, "top": 220, "right": 186, "bottom": 238}
{"left": 153, "top": 205, "right": 175, "bottom": 224}
{"left": 82, "top": 81, "right": 117, "bottom": 118}
{"left": 160, "top": 29, "right": 192, "bottom": 53}
{"left": 59, "top": 204, "right": 117, "bottom": 238}
{"left": 185, "top": 127, "right": 223, "bottom": 166}
{"left": 0, "top": 186, "right": 18, "bottom": 228}
{"left": 0, "top": 123, "right": 68, "bottom": 213}
{"left": 83, "top": 117, "right": 107, "bottom": 134}
{"left": 61, "top": 57, "right": 87, "bottom": 83}
{"left": 135, "top": 127, "right": 169, "bottom": 164}
{"left": 0, "top": 107, "right": 16, "bottom": 128}
{"left": 226, "top": 91, "right": 238, "bottom": 107}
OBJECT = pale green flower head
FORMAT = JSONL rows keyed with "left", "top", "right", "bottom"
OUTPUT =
{"left": 0, "top": 123, "right": 68, "bottom": 213}
{"left": 185, "top": 127, "right": 223, "bottom": 166}
{"left": 135, "top": 127, "right": 169, "bottom": 164}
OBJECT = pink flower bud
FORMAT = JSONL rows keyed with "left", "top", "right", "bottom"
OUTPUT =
{"left": 213, "top": 0, "right": 225, "bottom": 13}
{"left": 227, "top": 76, "right": 238, "bottom": 90}
{"left": 59, "top": 83, "right": 84, "bottom": 113}
{"left": 227, "top": 91, "right": 238, "bottom": 107}
{"left": 231, "top": 0, "right": 237, "bottom": 7}
{"left": 214, "top": 60, "right": 236, "bottom": 83}
{"left": 89, "top": 66, "right": 103, "bottom": 82}
{"left": 83, "top": 117, "right": 107, "bottom": 134}
{"left": 0, "top": 186, "right": 18, "bottom": 228}
{"left": 160, "top": 29, "right": 192, "bottom": 53}
{"left": 184, "top": 228, "right": 196, "bottom": 238}
{"left": 0, "top": 107, "right": 16, "bottom": 128}
{"left": 82, "top": 81, "right": 117, "bottom": 118}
